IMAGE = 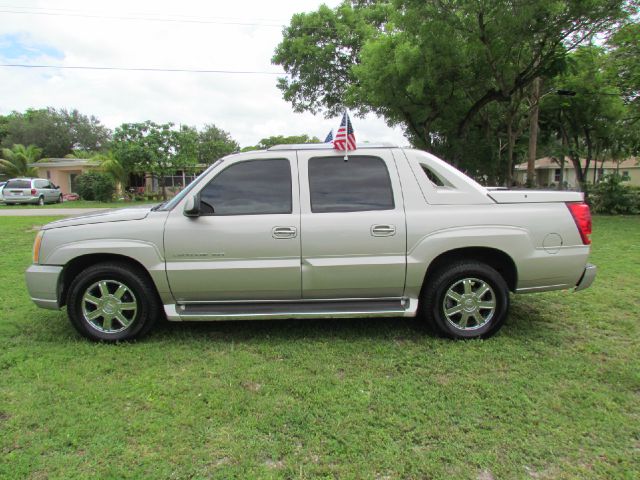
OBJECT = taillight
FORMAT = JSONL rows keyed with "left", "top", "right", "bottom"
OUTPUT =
{"left": 566, "top": 202, "right": 592, "bottom": 245}
{"left": 31, "top": 188, "right": 37, "bottom": 195}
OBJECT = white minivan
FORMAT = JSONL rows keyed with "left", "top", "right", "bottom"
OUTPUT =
{"left": 2, "top": 178, "right": 62, "bottom": 205}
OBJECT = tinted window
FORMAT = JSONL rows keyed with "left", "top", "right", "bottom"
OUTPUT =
{"left": 308, "top": 156, "right": 395, "bottom": 213}
{"left": 6, "top": 180, "right": 31, "bottom": 189}
{"left": 199, "top": 159, "right": 292, "bottom": 215}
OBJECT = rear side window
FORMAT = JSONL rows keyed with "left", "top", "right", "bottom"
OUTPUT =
{"left": 199, "top": 159, "right": 292, "bottom": 215}
{"left": 6, "top": 180, "right": 31, "bottom": 189}
{"left": 308, "top": 156, "right": 395, "bottom": 213}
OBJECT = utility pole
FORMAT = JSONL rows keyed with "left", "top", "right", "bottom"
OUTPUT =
{"left": 526, "top": 77, "right": 541, "bottom": 188}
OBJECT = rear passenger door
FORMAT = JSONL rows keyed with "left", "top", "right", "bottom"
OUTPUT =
{"left": 298, "top": 151, "right": 407, "bottom": 299}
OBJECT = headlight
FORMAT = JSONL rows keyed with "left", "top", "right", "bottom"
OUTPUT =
{"left": 33, "top": 230, "right": 44, "bottom": 264}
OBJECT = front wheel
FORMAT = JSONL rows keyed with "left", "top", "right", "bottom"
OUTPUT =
{"left": 421, "top": 261, "right": 510, "bottom": 339}
{"left": 66, "top": 262, "right": 160, "bottom": 342}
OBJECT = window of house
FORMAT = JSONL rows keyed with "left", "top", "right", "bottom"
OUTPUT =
{"left": 554, "top": 169, "right": 561, "bottom": 182}
{"left": 308, "top": 156, "right": 394, "bottom": 213}
{"left": 622, "top": 171, "right": 630, "bottom": 180}
{"left": 199, "top": 159, "right": 292, "bottom": 215}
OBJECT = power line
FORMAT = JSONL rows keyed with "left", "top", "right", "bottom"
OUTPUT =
{"left": 0, "top": 4, "right": 286, "bottom": 23}
{"left": 0, "top": 63, "right": 287, "bottom": 75}
{"left": 0, "top": 9, "right": 285, "bottom": 27}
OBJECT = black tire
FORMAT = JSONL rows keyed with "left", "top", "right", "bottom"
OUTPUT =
{"left": 66, "top": 262, "right": 160, "bottom": 342}
{"left": 421, "top": 261, "right": 509, "bottom": 339}
{"left": 37, "top": 196, "right": 44, "bottom": 206}
{"left": 57, "top": 194, "right": 63, "bottom": 204}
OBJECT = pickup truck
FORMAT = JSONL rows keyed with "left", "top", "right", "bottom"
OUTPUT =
{"left": 25, "top": 144, "right": 596, "bottom": 342}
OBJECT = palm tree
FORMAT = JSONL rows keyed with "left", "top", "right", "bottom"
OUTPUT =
{"left": 94, "top": 152, "right": 128, "bottom": 193}
{"left": 0, "top": 144, "right": 42, "bottom": 177}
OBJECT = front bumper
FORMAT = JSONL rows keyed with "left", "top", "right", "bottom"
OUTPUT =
{"left": 25, "top": 264, "right": 63, "bottom": 309}
{"left": 575, "top": 263, "right": 597, "bottom": 292}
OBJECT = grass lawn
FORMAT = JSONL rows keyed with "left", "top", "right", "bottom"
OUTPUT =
{"left": 0, "top": 200, "right": 153, "bottom": 209}
{"left": 1, "top": 216, "right": 638, "bottom": 479}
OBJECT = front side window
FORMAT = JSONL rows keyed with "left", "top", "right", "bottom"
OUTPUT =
{"left": 308, "top": 156, "right": 395, "bottom": 213}
{"left": 199, "top": 159, "right": 292, "bottom": 215}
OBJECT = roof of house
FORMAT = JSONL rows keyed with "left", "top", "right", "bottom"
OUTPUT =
{"left": 515, "top": 156, "right": 639, "bottom": 170}
{"left": 29, "top": 158, "right": 100, "bottom": 168}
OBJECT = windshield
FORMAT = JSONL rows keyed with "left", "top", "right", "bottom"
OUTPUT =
{"left": 157, "top": 160, "right": 223, "bottom": 211}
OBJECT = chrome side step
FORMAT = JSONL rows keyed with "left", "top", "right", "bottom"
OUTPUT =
{"left": 164, "top": 298, "right": 418, "bottom": 321}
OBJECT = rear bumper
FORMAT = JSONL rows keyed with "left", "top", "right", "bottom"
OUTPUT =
{"left": 3, "top": 196, "right": 38, "bottom": 204}
{"left": 25, "top": 264, "right": 63, "bottom": 309}
{"left": 575, "top": 263, "right": 597, "bottom": 292}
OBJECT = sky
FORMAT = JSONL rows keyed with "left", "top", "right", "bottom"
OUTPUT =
{"left": 0, "top": 0, "right": 409, "bottom": 148}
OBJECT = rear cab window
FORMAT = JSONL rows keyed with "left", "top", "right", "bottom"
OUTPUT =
{"left": 308, "top": 156, "right": 395, "bottom": 213}
{"left": 6, "top": 180, "right": 31, "bottom": 189}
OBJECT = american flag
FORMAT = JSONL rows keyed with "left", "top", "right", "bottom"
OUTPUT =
{"left": 333, "top": 111, "right": 356, "bottom": 151}
{"left": 324, "top": 129, "right": 333, "bottom": 143}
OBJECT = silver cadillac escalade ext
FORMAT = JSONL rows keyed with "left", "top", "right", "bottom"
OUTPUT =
{"left": 25, "top": 144, "right": 596, "bottom": 342}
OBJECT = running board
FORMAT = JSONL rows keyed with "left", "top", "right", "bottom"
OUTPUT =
{"left": 164, "top": 298, "right": 418, "bottom": 321}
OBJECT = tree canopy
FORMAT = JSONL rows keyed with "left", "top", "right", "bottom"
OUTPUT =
{"left": 0, "top": 108, "right": 111, "bottom": 158}
{"left": 274, "top": 0, "right": 639, "bottom": 185}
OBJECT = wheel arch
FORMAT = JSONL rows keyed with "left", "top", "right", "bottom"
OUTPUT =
{"left": 421, "top": 247, "right": 518, "bottom": 294}
{"left": 58, "top": 253, "right": 160, "bottom": 307}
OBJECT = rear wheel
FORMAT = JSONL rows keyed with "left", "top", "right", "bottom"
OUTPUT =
{"left": 421, "top": 261, "right": 509, "bottom": 339}
{"left": 66, "top": 262, "right": 160, "bottom": 342}
{"left": 57, "top": 194, "right": 63, "bottom": 204}
{"left": 37, "top": 196, "right": 44, "bottom": 206}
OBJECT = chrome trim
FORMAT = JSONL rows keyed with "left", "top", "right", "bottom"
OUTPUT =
{"left": 175, "top": 296, "right": 405, "bottom": 305}
{"left": 164, "top": 297, "right": 419, "bottom": 321}
{"left": 575, "top": 263, "right": 597, "bottom": 292}
{"left": 515, "top": 284, "right": 570, "bottom": 294}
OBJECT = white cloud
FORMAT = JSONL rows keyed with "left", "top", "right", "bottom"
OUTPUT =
{"left": 0, "top": 0, "right": 409, "bottom": 147}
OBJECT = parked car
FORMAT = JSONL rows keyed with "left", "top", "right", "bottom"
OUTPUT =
{"left": 2, "top": 178, "right": 62, "bottom": 205}
{"left": 25, "top": 144, "right": 595, "bottom": 342}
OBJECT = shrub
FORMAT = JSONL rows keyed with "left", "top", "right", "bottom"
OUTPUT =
{"left": 75, "top": 172, "right": 115, "bottom": 202}
{"left": 591, "top": 174, "right": 640, "bottom": 215}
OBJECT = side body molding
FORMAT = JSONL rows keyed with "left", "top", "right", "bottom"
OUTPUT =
{"left": 404, "top": 226, "right": 529, "bottom": 298}
{"left": 43, "top": 239, "right": 172, "bottom": 304}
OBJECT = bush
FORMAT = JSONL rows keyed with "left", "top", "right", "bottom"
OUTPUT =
{"left": 591, "top": 174, "right": 640, "bottom": 215}
{"left": 75, "top": 172, "right": 115, "bottom": 202}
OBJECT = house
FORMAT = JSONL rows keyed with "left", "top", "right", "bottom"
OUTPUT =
{"left": 30, "top": 158, "right": 100, "bottom": 194}
{"left": 514, "top": 157, "right": 640, "bottom": 188}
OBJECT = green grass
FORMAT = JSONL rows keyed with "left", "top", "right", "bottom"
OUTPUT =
{"left": 1, "top": 216, "right": 638, "bottom": 479}
{"left": 0, "top": 200, "right": 152, "bottom": 209}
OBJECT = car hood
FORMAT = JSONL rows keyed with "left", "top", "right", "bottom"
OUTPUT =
{"left": 42, "top": 207, "right": 153, "bottom": 230}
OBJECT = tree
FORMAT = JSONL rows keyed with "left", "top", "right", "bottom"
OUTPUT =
{"left": 112, "top": 121, "right": 198, "bottom": 200}
{"left": 540, "top": 46, "right": 627, "bottom": 192}
{"left": 0, "top": 144, "right": 42, "bottom": 178}
{"left": 274, "top": 0, "right": 633, "bottom": 175}
{"left": 241, "top": 134, "right": 321, "bottom": 152}
{"left": 0, "top": 108, "right": 111, "bottom": 157}
{"left": 197, "top": 124, "right": 239, "bottom": 164}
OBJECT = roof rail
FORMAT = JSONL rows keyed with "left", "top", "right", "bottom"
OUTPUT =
{"left": 267, "top": 142, "right": 398, "bottom": 151}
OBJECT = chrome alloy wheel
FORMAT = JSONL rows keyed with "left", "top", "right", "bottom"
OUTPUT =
{"left": 81, "top": 280, "right": 138, "bottom": 333}
{"left": 442, "top": 277, "right": 496, "bottom": 331}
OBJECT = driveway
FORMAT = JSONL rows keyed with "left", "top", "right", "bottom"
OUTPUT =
{"left": 0, "top": 208, "right": 106, "bottom": 216}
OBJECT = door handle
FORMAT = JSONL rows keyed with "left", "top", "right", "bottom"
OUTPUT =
{"left": 371, "top": 224, "right": 396, "bottom": 237}
{"left": 272, "top": 226, "right": 297, "bottom": 239}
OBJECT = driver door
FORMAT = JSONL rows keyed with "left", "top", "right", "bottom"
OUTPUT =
{"left": 164, "top": 154, "right": 301, "bottom": 302}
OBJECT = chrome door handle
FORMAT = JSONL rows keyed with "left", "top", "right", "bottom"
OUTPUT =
{"left": 371, "top": 224, "right": 396, "bottom": 237}
{"left": 272, "top": 226, "right": 297, "bottom": 239}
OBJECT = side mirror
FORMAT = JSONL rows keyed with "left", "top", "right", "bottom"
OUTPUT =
{"left": 183, "top": 194, "right": 200, "bottom": 217}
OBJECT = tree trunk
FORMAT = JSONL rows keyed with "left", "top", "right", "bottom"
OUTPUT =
{"left": 505, "top": 111, "right": 515, "bottom": 187}
{"left": 526, "top": 77, "right": 541, "bottom": 188}
{"left": 558, "top": 128, "right": 568, "bottom": 190}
